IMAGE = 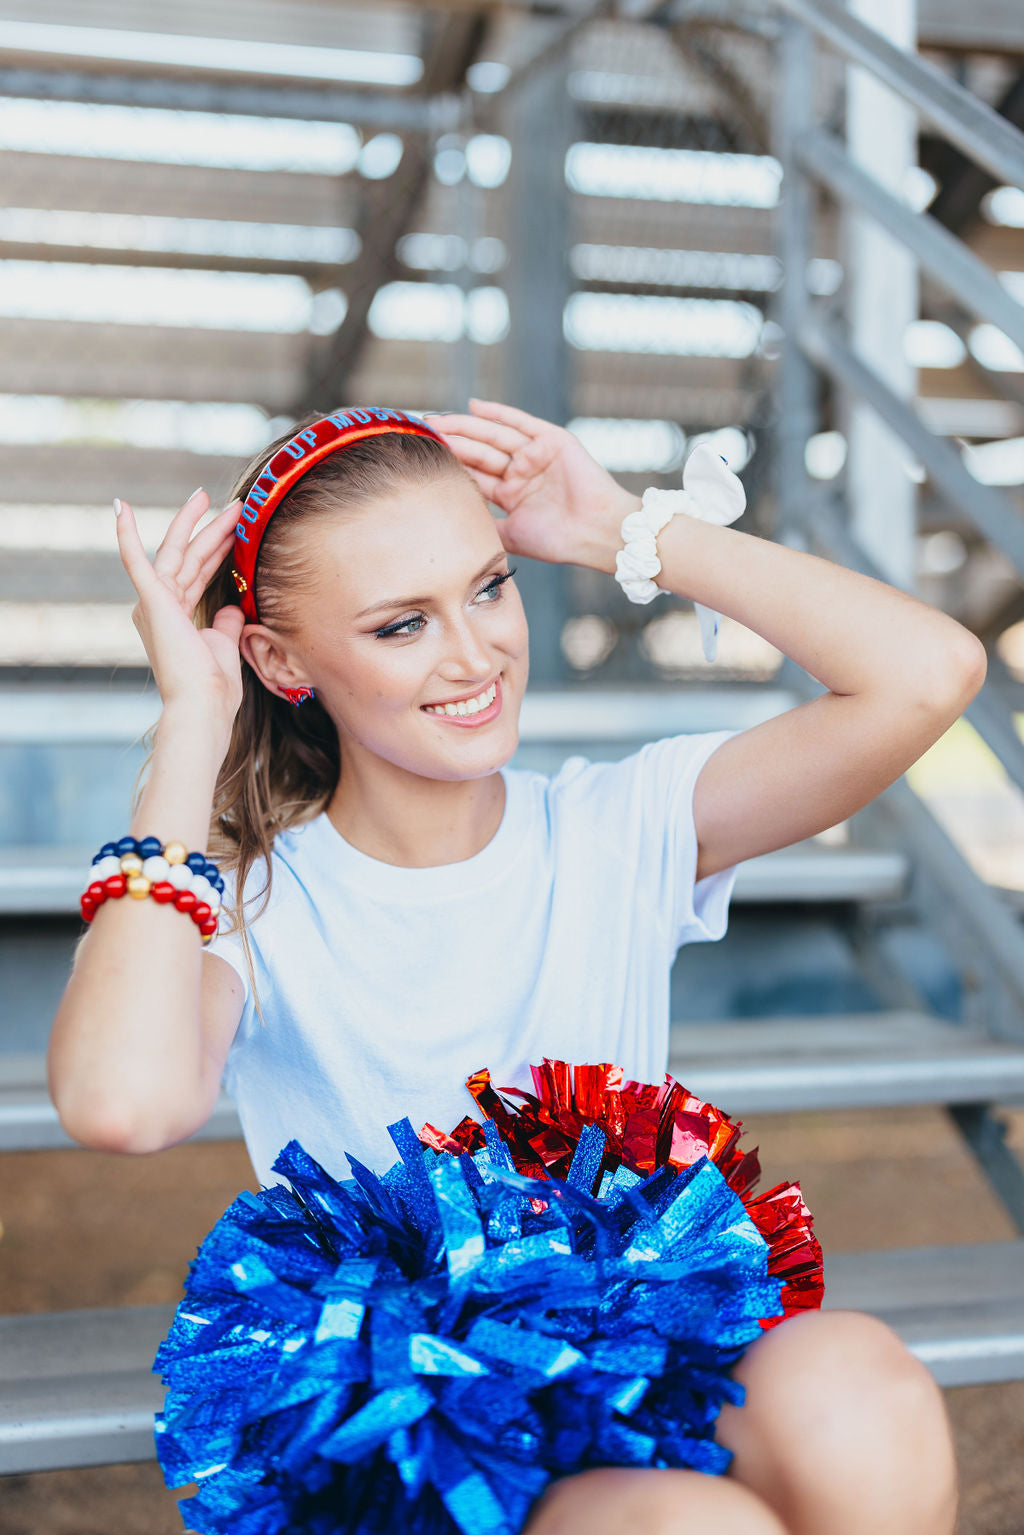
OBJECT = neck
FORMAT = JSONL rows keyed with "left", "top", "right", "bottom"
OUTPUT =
{"left": 325, "top": 759, "right": 507, "bottom": 869}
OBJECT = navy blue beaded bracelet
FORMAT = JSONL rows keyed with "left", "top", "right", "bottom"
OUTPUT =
{"left": 82, "top": 836, "right": 224, "bottom": 942}
{"left": 91, "top": 837, "right": 224, "bottom": 896}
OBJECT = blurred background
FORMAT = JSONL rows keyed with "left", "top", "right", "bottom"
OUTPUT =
{"left": 2, "top": 1, "right": 1024, "bottom": 1531}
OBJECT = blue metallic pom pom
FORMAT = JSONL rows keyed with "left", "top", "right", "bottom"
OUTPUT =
{"left": 153, "top": 1116, "right": 784, "bottom": 1534}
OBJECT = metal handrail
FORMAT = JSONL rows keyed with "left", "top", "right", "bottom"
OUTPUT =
{"left": 773, "top": 0, "right": 1024, "bottom": 189}
{"left": 780, "top": 497, "right": 1024, "bottom": 1025}
{"left": 790, "top": 487, "right": 1024, "bottom": 800}
{"left": 864, "top": 775, "right": 1024, "bottom": 1032}
{"left": 798, "top": 317, "right": 1024, "bottom": 580}
{"left": 795, "top": 129, "right": 1024, "bottom": 354}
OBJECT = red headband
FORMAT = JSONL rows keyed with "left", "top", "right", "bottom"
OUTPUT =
{"left": 231, "top": 407, "right": 448, "bottom": 623}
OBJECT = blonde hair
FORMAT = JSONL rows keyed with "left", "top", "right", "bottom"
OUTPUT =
{"left": 192, "top": 411, "right": 478, "bottom": 1016}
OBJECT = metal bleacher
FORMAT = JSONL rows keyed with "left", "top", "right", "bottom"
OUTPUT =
{"left": 4, "top": 0, "right": 1024, "bottom": 1487}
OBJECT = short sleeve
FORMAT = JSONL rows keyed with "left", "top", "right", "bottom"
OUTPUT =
{"left": 202, "top": 866, "right": 252, "bottom": 1004}
{"left": 638, "top": 727, "right": 745, "bottom": 952}
{"left": 203, "top": 885, "right": 252, "bottom": 1097}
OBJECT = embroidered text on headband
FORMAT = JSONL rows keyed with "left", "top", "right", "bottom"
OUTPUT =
{"left": 231, "top": 407, "right": 448, "bottom": 623}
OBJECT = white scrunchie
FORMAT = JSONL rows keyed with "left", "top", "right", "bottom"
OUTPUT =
{"left": 613, "top": 441, "right": 746, "bottom": 662}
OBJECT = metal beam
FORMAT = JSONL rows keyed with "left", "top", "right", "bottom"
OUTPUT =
{"left": 914, "top": 0, "right": 1024, "bottom": 55}
{"left": 949, "top": 1104, "right": 1024, "bottom": 1235}
{"left": 963, "top": 679, "right": 1024, "bottom": 803}
{"left": 783, "top": 651, "right": 1024, "bottom": 1029}
{"left": 493, "top": 1, "right": 615, "bottom": 104}
{"left": 290, "top": 142, "right": 436, "bottom": 413}
{"left": 796, "top": 127, "right": 1024, "bottom": 353}
{"left": 772, "top": 0, "right": 1024, "bottom": 189}
{"left": 291, "top": 10, "right": 489, "bottom": 415}
{"left": 0, "top": 239, "right": 355, "bottom": 281}
{"left": 0, "top": 66, "right": 447, "bottom": 131}
{"left": 924, "top": 70, "right": 1024, "bottom": 234}
{"left": 788, "top": 487, "right": 1024, "bottom": 800}
{"left": 500, "top": 41, "right": 574, "bottom": 684}
{"left": 773, "top": 18, "right": 818, "bottom": 540}
{"left": 798, "top": 316, "right": 1024, "bottom": 580}
{"left": 666, "top": 17, "right": 772, "bottom": 152}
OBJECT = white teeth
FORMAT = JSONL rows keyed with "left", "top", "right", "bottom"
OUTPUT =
{"left": 425, "top": 680, "right": 497, "bottom": 717}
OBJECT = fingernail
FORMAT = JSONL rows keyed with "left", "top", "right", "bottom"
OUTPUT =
{"left": 186, "top": 486, "right": 204, "bottom": 504}
{"left": 113, "top": 497, "right": 122, "bottom": 517}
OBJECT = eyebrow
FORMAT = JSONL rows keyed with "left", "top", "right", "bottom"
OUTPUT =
{"left": 355, "top": 554, "right": 508, "bottom": 619}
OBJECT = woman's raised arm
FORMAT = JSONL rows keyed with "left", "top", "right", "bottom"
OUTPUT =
{"left": 436, "top": 399, "right": 987, "bottom": 882}
{"left": 47, "top": 490, "right": 248, "bottom": 1154}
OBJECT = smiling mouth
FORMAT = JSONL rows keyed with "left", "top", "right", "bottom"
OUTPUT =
{"left": 421, "top": 677, "right": 501, "bottom": 721}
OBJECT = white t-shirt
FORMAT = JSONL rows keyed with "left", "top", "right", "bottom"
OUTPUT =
{"left": 207, "top": 728, "right": 743, "bottom": 1188}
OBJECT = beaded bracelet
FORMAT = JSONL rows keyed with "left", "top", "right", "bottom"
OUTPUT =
{"left": 80, "top": 836, "right": 224, "bottom": 944}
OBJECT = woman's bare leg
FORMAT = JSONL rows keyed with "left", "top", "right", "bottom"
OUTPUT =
{"left": 521, "top": 1465, "right": 789, "bottom": 1535}
{"left": 717, "top": 1308, "right": 959, "bottom": 1535}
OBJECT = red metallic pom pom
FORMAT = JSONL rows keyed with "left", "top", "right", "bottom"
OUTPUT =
{"left": 420, "top": 1057, "right": 825, "bottom": 1330}
{"left": 104, "top": 874, "right": 128, "bottom": 898}
{"left": 199, "top": 916, "right": 219, "bottom": 937}
{"left": 150, "top": 881, "right": 176, "bottom": 905}
{"left": 86, "top": 881, "right": 107, "bottom": 903}
{"left": 192, "top": 902, "right": 212, "bottom": 925}
{"left": 174, "top": 891, "right": 197, "bottom": 914}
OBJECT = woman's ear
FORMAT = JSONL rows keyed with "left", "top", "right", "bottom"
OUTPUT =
{"left": 240, "top": 625, "right": 312, "bottom": 701}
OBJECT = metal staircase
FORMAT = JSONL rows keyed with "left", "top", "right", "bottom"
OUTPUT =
{"left": 3, "top": 0, "right": 1024, "bottom": 1490}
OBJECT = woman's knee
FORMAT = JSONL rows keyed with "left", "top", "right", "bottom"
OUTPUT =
{"left": 522, "top": 1465, "right": 789, "bottom": 1535}
{"left": 735, "top": 1307, "right": 951, "bottom": 1441}
{"left": 720, "top": 1308, "right": 958, "bottom": 1523}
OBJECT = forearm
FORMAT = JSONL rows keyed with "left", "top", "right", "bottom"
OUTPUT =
{"left": 580, "top": 494, "right": 984, "bottom": 702}
{"left": 48, "top": 703, "right": 229, "bottom": 1151}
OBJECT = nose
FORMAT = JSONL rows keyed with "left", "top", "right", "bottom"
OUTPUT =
{"left": 438, "top": 610, "right": 493, "bottom": 681}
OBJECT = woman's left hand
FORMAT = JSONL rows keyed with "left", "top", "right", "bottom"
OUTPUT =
{"left": 429, "top": 398, "right": 636, "bottom": 567}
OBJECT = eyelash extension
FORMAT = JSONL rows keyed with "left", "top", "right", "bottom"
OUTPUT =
{"left": 373, "top": 567, "right": 518, "bottom": 639}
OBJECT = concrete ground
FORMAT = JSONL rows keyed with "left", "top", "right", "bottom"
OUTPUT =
{"left": 2, "top": 1102, "right": 1023, "bottom": 1534}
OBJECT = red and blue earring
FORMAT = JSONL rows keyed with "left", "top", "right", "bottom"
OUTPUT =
{"left": 281, "top": 686, "right": 315, "bottom": 706}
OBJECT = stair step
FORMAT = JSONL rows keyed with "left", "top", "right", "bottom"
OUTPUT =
{"left": 0, "top": 1303, "right": 175, "bottom": 1474}
{"left": 824, "top": 1241, "right": 1024, "bottom": 1389}
{"left": 8, "top": 1013, "right": 1024, "bottom": 1153}
{"left": 670, "top": 1010, "right": 1024, "bottom": 1113}
{"left": 2, "top": 1239, "right": 1021, "bottom": 1473}
{"left": 0, "top": 840, "right": 909, "bottom": 918}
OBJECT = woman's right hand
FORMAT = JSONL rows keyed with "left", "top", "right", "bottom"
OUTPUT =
{"left": 115, "top": 487, "right": 246, "bottom": 730}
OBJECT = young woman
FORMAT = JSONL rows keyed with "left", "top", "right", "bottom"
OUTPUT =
{"left": 49, "top": 398, "right": 977, "bottom": 1534}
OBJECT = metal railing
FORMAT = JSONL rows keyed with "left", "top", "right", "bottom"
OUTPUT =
{"left": 771, "top": 0, "right": 1024, "bottom": 1042}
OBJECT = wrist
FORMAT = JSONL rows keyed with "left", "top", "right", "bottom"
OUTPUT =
{"left": 128, "top": 705, "right": 231, "bottom": 852}
{"left": 157, "top": 697, "right": 235, "bottom": 762}
{"left": 578, "top": 487, "right": 642, "bottom": 576}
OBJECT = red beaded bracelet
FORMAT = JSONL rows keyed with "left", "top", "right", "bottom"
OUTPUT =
{"left": 80, "top": 875, "right": 219, "bottom": 943}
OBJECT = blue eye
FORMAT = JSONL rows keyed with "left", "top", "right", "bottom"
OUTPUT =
{"left": 373, "top": 567, "right": 517, "bottom": 639}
